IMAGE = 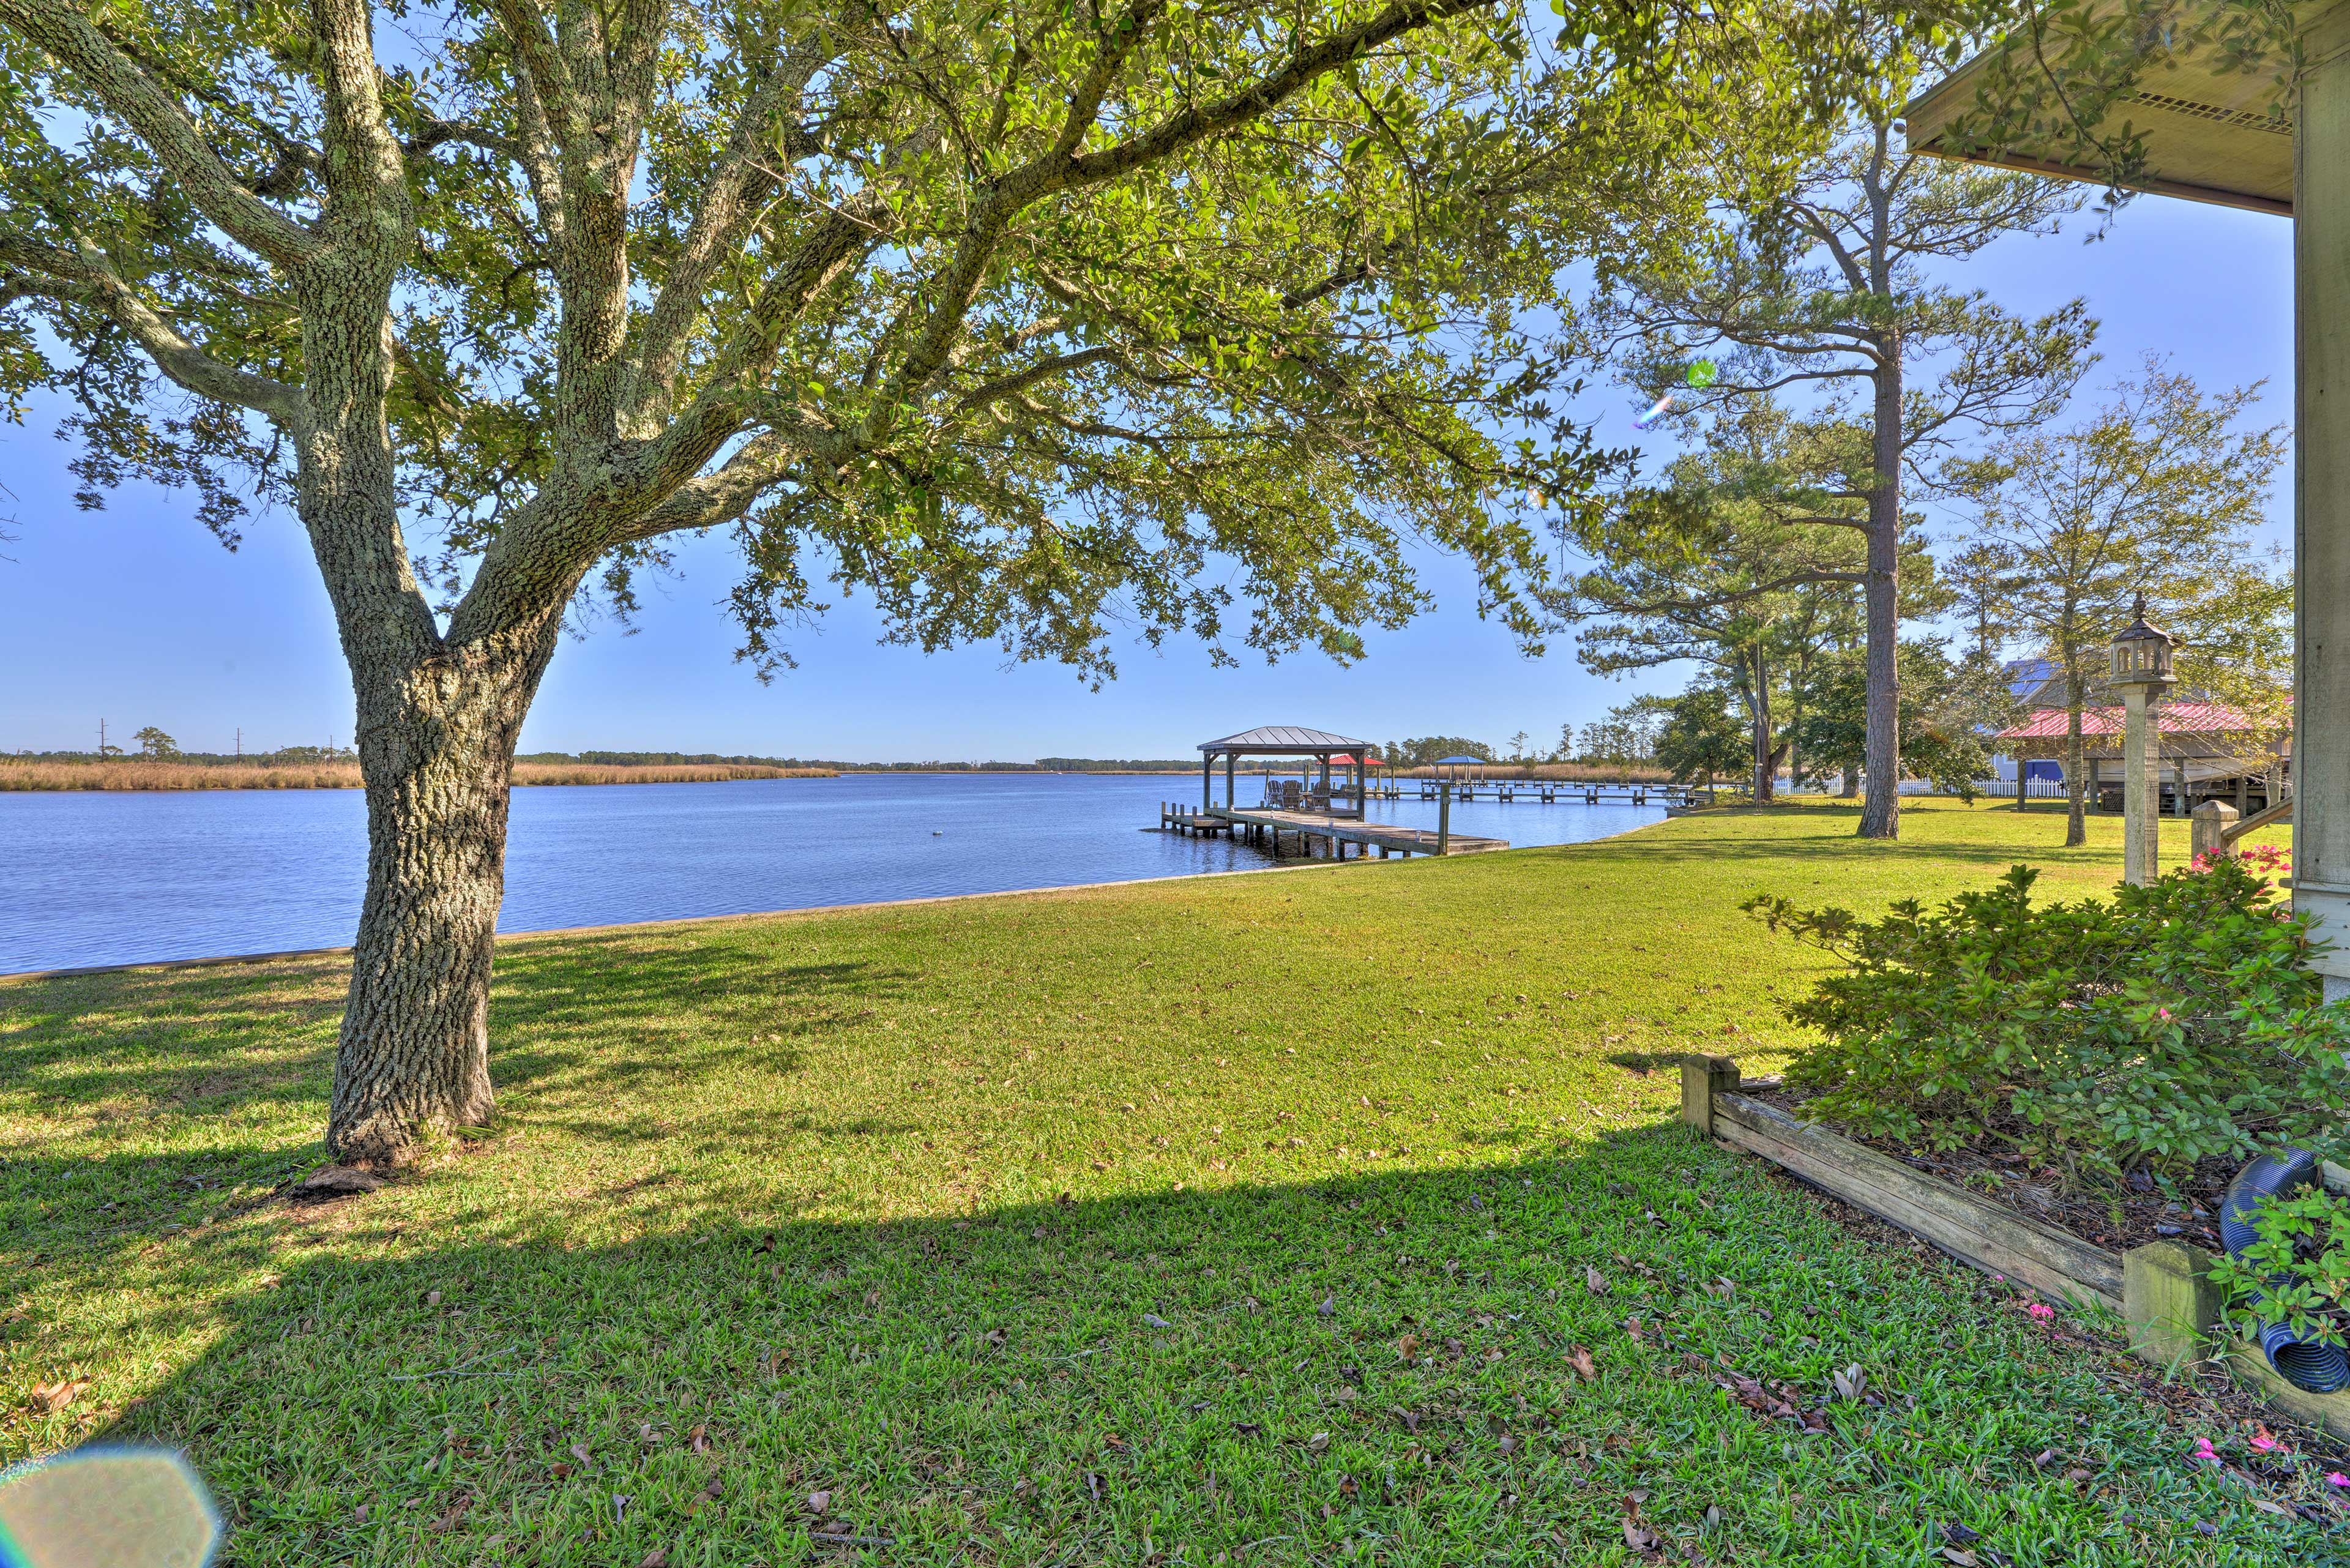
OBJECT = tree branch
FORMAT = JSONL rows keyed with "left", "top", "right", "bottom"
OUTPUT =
{"left": 0, "top": 0, "right": 316, "bottom": 266}
{"left": 613, "top": 432, "right": 800, "bottom": 543}
{"left": 952, "top": 345, "right": 1124, "bottom": 413}
{"left": 0, "top": 233, "right": 304, "bottom": 419}
{"left": 625, "top": 47, "right": 835, "bottom": 428}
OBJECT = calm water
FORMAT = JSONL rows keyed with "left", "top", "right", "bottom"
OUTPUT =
{"left": 0, "top": 773, "right": 1663, "bottom": 973}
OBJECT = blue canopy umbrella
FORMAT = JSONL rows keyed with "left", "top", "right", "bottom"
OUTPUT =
{"left": 1433, "top": 755, "right": 1486, "bottom": 785}
{"left": 1425, "top": 757, "right": 1487, "bottom": 853}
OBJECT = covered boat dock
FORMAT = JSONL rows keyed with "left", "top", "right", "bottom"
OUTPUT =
{"left": 1177, "top": 726, "right": 1508, "bottom": 857}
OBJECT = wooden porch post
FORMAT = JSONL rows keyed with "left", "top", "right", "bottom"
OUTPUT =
{"left": 1202, "top": 752, "right": 1212, "bottom": 810}
{"left": 2299, "top": 25, "right": 2350, "bottom": 996}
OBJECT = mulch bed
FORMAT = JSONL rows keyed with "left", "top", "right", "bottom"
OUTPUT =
{"left": 1770, "top": 1167, "right": 2350, "bottom": 1477}
{"left": 1726, "top": 1081, "right": 2350, "bottom": 1471}
{"left": 1741, "top": 1081, "right": 2237, "bottom": 1255}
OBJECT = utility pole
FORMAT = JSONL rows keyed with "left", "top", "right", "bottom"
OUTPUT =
{"left": 235, "top": 726, "right": 242, "bottom": 759}
{"left": 97, "top": 717, "right": 106, "bottom": 757}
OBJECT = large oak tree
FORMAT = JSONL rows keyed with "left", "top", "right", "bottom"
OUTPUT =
{"left": 0, "top": 0, "right": 1856, "bottom": 1160}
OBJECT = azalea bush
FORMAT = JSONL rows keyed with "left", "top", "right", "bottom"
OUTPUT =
{"left": 2209, "top": 1187, "right": 2350, "bottom": 1349}
{"left": 1743, "top": 848, "right": 2350, "bottom": 1188}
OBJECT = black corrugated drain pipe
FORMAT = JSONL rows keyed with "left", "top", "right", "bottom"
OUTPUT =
{"left": 2218, "top": 1148, "right": 2350, "bottom": 1394}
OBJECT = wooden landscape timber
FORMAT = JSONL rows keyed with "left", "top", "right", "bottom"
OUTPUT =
{"left": 1684, "top": 1055, "right": 2350, "bottom": 1441}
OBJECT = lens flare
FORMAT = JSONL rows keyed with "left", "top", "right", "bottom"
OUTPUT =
{"left": 1632, "top": 393, "right": 1674, "bottom": 429}
{"left": 0, "top": 1448, "right": 220, "bottom": 1567}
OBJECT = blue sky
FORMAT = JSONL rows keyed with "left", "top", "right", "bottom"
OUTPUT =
{"left": 0, "top": 193, "right": 2293, "bottom": 763}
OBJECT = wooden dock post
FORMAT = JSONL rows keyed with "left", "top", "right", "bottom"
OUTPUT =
{"left": 2192, "top": 800, "right": 2237, "bottom": 861}
{"left": 1679, "top": 1054, "right": 1740, "bottom": 1133}
{"left": 1438, "top": 780, "right": 1451, "bottom": 855}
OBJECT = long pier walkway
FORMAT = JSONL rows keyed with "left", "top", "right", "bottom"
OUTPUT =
{"left": 1157, "top": 802, "right": 1507, "bottom": 857}
{"left": 1372, "top": 780, "right": 1695, "bottom": 805}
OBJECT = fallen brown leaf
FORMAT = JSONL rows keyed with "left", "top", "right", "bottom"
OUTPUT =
{"left": 1586, "top": 1265, "right": 1611, "bottom": 1296}
{"left": 1567, "top": 1345, "right": 1597, "bottom": 1381}
{"left": 29, "top": 1377, "right": 88, "bottom": 1414}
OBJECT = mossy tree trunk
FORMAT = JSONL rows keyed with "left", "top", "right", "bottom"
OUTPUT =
{"left": 326, "top": 616, "right": 569, "bottom": 1161}
{"left": 1857, "top": 349, "right": 1903, "bottom": 840}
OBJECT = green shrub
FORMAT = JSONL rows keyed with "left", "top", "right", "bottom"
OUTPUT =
{"left": 1744, "top": 851, "right": 2350, "bottom": 1188}
{"left": 2207, "top": 1187, "right": 2350, "bottom": 1348}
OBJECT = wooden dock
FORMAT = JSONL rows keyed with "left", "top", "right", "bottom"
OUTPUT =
{"left": 1157, "top": 802, "right": 1506, "bottom": 857}
{"left": 1372, "top": 781, "right": 1698, "bottom": 805}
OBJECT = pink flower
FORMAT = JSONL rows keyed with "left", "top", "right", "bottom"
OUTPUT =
{"left": 2329, "top": 1472, "right": 2349, "bottom": 1488}
{"left": 2158, "top": 1007, "right": 2174, "bottom": 1023}
{"left": 2250, "top": 1429, "right": 2281, "bottom": 1453}
{"left": 2193, "top": 1438, "right": 2219, "bottom": 1462}
{"left": 2026, "top": 1302, "right": 2056, "bottom": 1321}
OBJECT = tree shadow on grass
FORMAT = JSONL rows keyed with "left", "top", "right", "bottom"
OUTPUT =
{"left": 0, "top": 944, "right": 914, "bottom": 1126}
{"left": 27, "top": 1127, "right": 2297, "bottom": 1567}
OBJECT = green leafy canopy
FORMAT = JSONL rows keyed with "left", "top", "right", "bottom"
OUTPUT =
{"left": 0, "top": 0, "right": 1937, "bottom": 682}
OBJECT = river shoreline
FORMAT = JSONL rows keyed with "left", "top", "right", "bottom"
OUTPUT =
{"left": 0, "top": 772, "right": 1671, "bottom": 973}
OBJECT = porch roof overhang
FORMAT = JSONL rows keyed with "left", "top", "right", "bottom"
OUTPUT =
{"left": 1900, "top": 1, "right": 2337, "bottom": 216}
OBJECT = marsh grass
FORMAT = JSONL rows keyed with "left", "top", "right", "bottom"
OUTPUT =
{"left": 0, "top": 761, "right": 837, "bottom": 791}
{"left": 0, "top": 801, "right": 2323, "bottom": 1564}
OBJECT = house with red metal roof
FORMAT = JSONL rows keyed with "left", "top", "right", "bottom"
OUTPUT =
{"left": 1991, "top": 668, "right": 2288, "bottom": 815}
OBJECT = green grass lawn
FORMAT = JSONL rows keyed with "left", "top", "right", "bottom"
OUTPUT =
{"left": 2, "top": 800, "right": 2329, "bottom": 1564}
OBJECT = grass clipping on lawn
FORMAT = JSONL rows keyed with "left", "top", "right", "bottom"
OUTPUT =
{"left": 0, "top": 800, "right": 2327, "bottom": 1564}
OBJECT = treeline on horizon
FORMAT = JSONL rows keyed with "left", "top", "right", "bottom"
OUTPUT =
{"left": 10, "top": 745, "right": 356, "bottom": 766}
{"left": 9, "top": 747, "right": 1207, "bottom": 771}
{"left": 531, "top": 752, "right": 1206, "bottom": 771}
{"left": 9, "top": 748, "right": 1669, "bottom": 774}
